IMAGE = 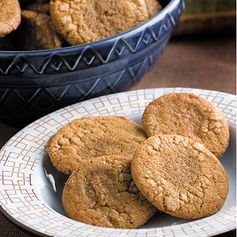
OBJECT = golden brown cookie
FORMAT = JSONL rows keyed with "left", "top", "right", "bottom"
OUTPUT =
{"left": 142, "top": 93, "right": 229, "bottom": 157}
{"left": 18, "top": 10, "right": 61, "bottom": 50}
{"left": 131, "top": 135, "right": 229, "bottom": 219}
{"left": 145, "top": 0, "right": 162, "bottom": 17}
{"left": 63, "top": 155, "right": 156, "bottom": 228}
{"left": 25, "top": 0, "right": 50, "bottom": 14}
{"left": 78, "top": 116, "right": 147, "bottom": 143}
{"left": 48, "top": 116, "right": 147, "bottom": 174}
{"left": 50, "top": 0, "right": 149, "bottom": 45}
{"left": 0, "top": 0, "right": 21, "bottom": 37}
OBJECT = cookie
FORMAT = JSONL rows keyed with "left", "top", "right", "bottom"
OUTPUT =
{"left": 78, "top": 116, "right": 147, "bottom": 143}
{"left": 131, "top": 135, "right": 229, "bottom": 219}
{"left": 145, "top": 0, "right": 161, "bottom": 17}
{"left": 62, "top": 155, "right": 156, "bottom": 228}
{"left": 18, "top": 10, "right": 61, "bottom": 50}
{"left": 0, "top": 0, "right": 21, "bottom": 37}
{"left": 25, "top": 0, "right": 50, "bottom": 14}
{"left": 48, "top": 116, "right": 147, "bottom": 174}
{"left": 142, "top": 93, "right": 229, "bottom": 157}
{"left": 50, "top": 0, "right": 149, "bottom": 45}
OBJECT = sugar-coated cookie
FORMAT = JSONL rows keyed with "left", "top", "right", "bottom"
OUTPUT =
{"left": 63, "top": 155, "right": 156, "bottom": 228}
{"left": 48, "top": 116, "right": 147, "bottom": 174}
{"left": 142, "top": 93, "right": 229, "bottom": 157}
{"left": 132, "top": 135, "right": 229, "bottom": 219}
{"left": 50, "top": 0, "right": 149, "bottom": 45}
{"left": 0, "top": 0, "right": 21, "bottom": 37}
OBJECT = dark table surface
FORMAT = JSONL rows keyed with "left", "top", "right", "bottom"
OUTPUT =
{"left": 0, "top": 36, "right": 235, "bottom": 236}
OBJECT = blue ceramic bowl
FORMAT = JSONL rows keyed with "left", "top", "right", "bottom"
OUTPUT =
{"left": 0, "top": 0, "right": 184, "bottom": 127}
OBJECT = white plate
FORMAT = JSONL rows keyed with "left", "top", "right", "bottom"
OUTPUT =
{"left": 0, "top": 88, "right": 236, "bottom": 237}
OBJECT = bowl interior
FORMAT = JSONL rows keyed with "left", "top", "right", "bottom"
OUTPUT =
{"left": 1, "top": 0, "right": 175, "bottom": 55}
{"left": 35, "top": 115, "right": 236, "bottom": 229}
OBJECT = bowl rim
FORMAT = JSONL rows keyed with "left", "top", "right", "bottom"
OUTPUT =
{"left": 0, "top": 0, "right": 182, "bottom": 56}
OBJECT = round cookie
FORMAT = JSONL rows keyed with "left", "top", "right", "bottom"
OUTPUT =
{"left": 0, "top": 0, "right": 21, "bottom": 37}
{"left": 142, "top": 93, "right": 229, "bottom": 157}
{"left": 50, "top": 0, "right": 149, "bottom": 45}
{"left": 131, "top": 135, "right": 229, "bottom": 219}
{"left": 145, "top": 0, "right": 161, "bottom": 17}
{"left": 63, "top": 155, "right": 156, "bottom": 228}
{"left": 19, "top": 10, "right": 61, "bottom": 50}
{"left": 48, "top": 116, "right": 147, "bottom": 174}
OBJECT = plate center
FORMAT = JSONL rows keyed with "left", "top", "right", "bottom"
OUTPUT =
{"left": 34, "top": 125, "right": 236, "bottom": 229}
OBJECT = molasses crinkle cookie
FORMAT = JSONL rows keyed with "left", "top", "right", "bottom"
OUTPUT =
{"left": 142, "top": 93, "right": 230, "bottom": 157}
{"left": 62, "top": 155, "right": 156, "bottom": 228}
{"left": 48, "top": 116, "right": 147, "bottom": 174}
{"left": 50, "top": 0, "right": 150, "bottom": 45}
{"left": 131, "top": 135, "right": 229, "bottom": 219}
{"left": 0, "top": 0, "right": 21, "bottom": 37}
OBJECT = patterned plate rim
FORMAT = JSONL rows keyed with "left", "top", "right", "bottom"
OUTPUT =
{"left": 0, "top": 88, "right": 236, "bottom": 237}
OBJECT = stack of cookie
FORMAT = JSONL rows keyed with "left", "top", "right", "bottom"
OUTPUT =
{"left": 48, "top": 116, "right": 156, "bottom": 228}
{"left": 48, "top": 92, "right": 229, "bottom": 228}
{"left": 0, "top": 0, "right": 161, "bottom": 50}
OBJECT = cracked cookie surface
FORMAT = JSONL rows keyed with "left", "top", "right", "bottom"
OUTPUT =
{"left": 131, "top": 135, "right": 229, "bottom": 219}
{"left": 19, "top": 10, "right": 61, "bottom": 50}
{"left": 62, "top": 155, "right": 156, "bottom": 228}
{"left": 0, "top": 0, "right": 21, "bottom": 37}
{"left": 142, "top": 93, "right": 229, "bottom": 157}
{"left": 48, "top": 116, "right": 147, "bottom": 174}
{"left": 50, "top": 0, "right": 149, "bottom": 45}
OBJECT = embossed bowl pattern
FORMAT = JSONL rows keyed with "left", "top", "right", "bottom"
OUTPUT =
{"left": 0, "top": 0, "right": 184, "bottom": 127}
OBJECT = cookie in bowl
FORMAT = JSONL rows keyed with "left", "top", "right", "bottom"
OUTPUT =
{"left": 50, "top": 0, "right": 151, "bottom": 45}
{"left": 16, "top": 10, "right": 62, "bottom": 50}
{"left": 0, "top": 0, "right": 21, "bottom": 37}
